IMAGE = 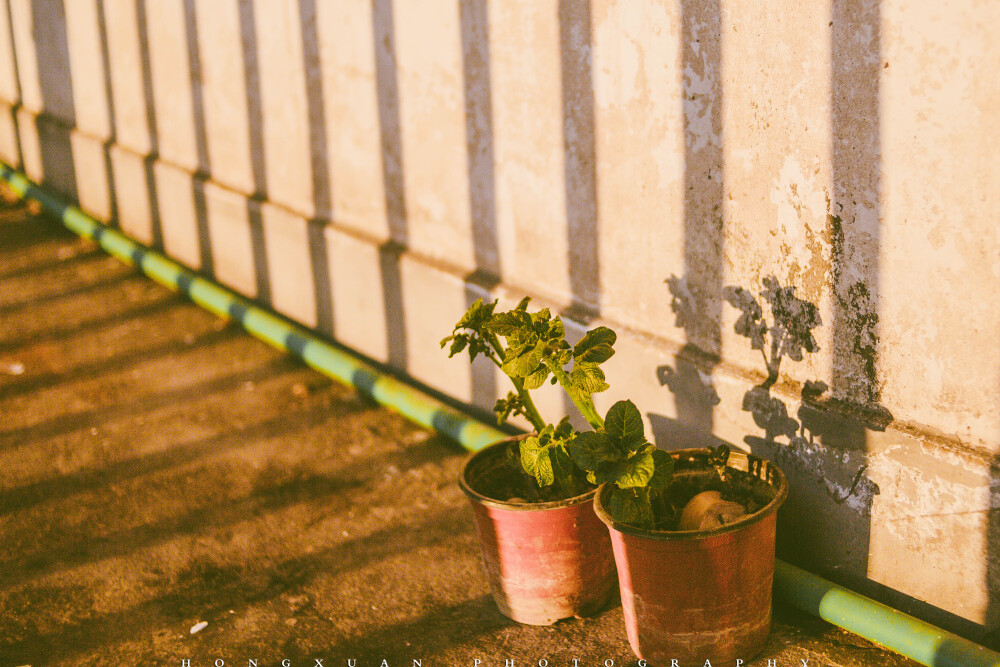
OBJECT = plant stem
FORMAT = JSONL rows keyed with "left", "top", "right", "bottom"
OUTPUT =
{"left": 763, "top": 333, "right": 780, "bottom": 389}
{"left": 485, "top": 330, "right": 547, "bottom": 432}
{"left": 549, "top": 365, "right": 604, "bottom": 430}
{"left": 484, "top": 331, "right": 506, "bottom": 363}
{"left": 511, "top": 376, "right": 547, "bottom": 433}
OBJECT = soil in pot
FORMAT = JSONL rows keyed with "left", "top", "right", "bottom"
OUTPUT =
{"left": 460, "top": 437, "right": 617, "bottom": 626}
{"left": 595, "top": 448, "right": 788, "bottom": 666}
{"left": 649, "top": 451, "right": 779, "bottom": 530}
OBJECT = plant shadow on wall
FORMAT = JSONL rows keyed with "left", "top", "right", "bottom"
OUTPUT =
{"left": 648, "top": 275, "right": 726, "bottom": 452}
{"left": 722, "top": 277, "right": 871, "bottom": 491}
{"left": 656, "top": 275, "right": 887, "bottom": 576}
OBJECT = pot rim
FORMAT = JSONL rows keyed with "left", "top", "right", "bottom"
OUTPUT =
{"left": 459, "top": 435, "right": 598, "bottom": 512}
{"left": 593, "top": 447, "right": 789, "bottom": 540}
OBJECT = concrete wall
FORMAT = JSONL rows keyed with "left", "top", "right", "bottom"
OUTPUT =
{"left": 1, "top": 0, "right": 997, "bottom": 638}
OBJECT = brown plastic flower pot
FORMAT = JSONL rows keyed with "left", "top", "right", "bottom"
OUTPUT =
{"left": 593, "top": 448, "right": 788, "bottom": 666}
{"left": 459, "top": 437, "right": 617, "bottom": 625}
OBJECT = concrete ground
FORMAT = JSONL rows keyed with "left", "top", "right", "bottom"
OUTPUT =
{"left": 0, "top": 192, "right": 920, "bottom": 666}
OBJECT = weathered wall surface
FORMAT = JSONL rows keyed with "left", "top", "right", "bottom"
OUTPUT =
{"left": 1, "top": 0, "right": 997, "bottom": 637}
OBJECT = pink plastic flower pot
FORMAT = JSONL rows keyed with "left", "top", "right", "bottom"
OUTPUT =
{"left": 459, "top": 437, "right": 617, "bottom": 625}
{"left": 593, "top": 448, "right": 788, "bottom": 665}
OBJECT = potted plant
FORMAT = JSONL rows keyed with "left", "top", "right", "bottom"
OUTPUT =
{"left": 579, "top": 400, "right": 787, "bottom": 665}
{"left": 441, "top": 296, "right": 618, "bottom": 625}
{"left": 568, "top": 277, "right": 813, "bottom": 664}
{"left": 444, "top": 287, "right": 792, "bottom": 661}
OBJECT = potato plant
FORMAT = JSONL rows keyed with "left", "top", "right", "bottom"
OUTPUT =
{"left": 443, "top": 297, "right": 674, "bottom": 525}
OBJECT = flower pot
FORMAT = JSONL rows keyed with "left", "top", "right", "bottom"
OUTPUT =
{"left": 593, "top": 448, "right": 788, "bottom": 665}
{"left": 459, "top": 436, "right": 617, "bottom": 625}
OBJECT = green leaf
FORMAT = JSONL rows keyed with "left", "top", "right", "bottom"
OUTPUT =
{"left": 455, "top": 298, "right": 497, "bottom": 331}
{"left": 554, "top": 416, "right": 574, "bottom": 440}
{"left": 546, "top": 444, "right": 575, "bottom": 489}
{"left": 449, "top": 336, "right": 468, "bottom": 357}
{"left": 534, "top": 447, "right": 556, "bottom": 486}
{"left": 590, "top": 461, "right": 618, "bottom": 485}
{"left": 487, "top": 310, "right": 528, "bottom": 336}
{"left": 521, "top": 363, "right": 550, "bottom": 390}
{"left": 566, "top": 431, "right": 616, "bottom": 470}
{"left": 573, "top": 326, "right": 617, "bottom": 363}
{"left": 455, "top": 298, "right": 484, "bottom": 329}
{"left": 501, "top": 344, "right": 544, "bottom": 378}
{"left": 519, "top": 424, "right": 582, "bottom": 490}
{"left": 519, "top": 436, "right": 542, "bottom": 479}
{"left": 550, "top": 346, "right": 573, "bottom": 369}
{"left": 493, "top": 392, "right": 525, "bottom": 424}
{"left": 546, "top": 316, "right": 565, "bottom": 341}
{"left": 514, "top": 296, "right": 531, "bottom": 311}
{"left": 608, "top": 487, "right": 652, "bottom": 527}
{"left": 573, "top": 326, "right": 615, "bottom": 355}
{"left": 612, "top": 450, "right": 655, "bottom": 488}
{"left": 582, "top": 343, "right": 614, "bottom": 363}
{"left": 647, "top": 447, "right": 674, "bottom": 490}
{"left": 605, "top": 400, "right": 645, "bottom": 449}
{"left": 520, "top": 440, "right": 559, "bottom": 487}
{"left": 570, "top": 362, "right": 609, "bottom": 394}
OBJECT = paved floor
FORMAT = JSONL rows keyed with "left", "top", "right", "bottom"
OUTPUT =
{"left": 0, "top": 192, "right": 920, "bottom": 666}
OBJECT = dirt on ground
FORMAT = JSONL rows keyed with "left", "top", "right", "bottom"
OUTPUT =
{"left": 0, "top": 193, "right": 919, "bottom": 666}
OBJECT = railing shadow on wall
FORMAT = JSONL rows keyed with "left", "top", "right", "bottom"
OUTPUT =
{"left": 557, "top": 0, "right": 600, "bottom": 429}
{"left": 371, "top": 0, "right": 409, "bottom": 371}
{"left": 821, "top": 0, "right": 884, "bottom": 609}
{"left": 297, "top": 0, "right": 336, "bottom": 337}
{"left": 559, "top": 0, "right": 599, "bottom": 319}
{"left": 94, "top": 0, "right": 119, "bottom": 231}
{"left": 27, "top": 0, "right": 77, "bottom": 204}
{"left": 236, "top": 0, "right": 272, "bottom": 308}
{"left": 180, "top": 0, "right": 214, "bottom": 278}
{"left": 134, "top": 0, "right": 164, "bottom": 249}
{"left": 459, "top": 0, "right": 500, "bottom": 412}
{"left": 648, "top": 0, "right": 725, "bottom": 452}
